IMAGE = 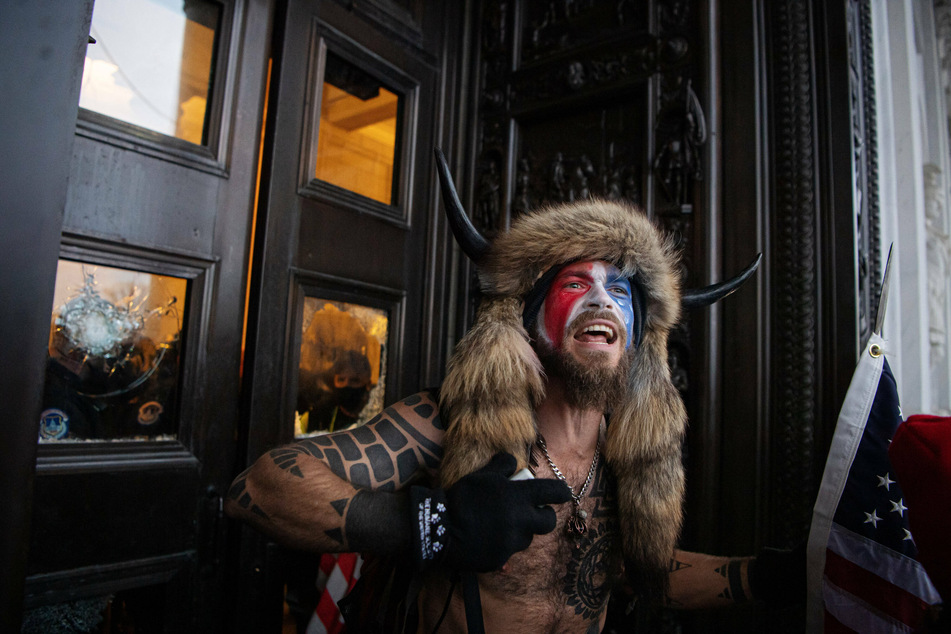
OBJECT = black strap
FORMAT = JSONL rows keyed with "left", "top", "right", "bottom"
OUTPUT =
{"left": 461, "top": 571, "right": 485, "bottom": 634}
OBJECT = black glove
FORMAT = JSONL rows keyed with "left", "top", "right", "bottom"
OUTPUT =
{"left": 748, "top": 543, "right": 807, "bottom": 606}
{"left": 409, "top": 452, "right": 572, "bottom": 573}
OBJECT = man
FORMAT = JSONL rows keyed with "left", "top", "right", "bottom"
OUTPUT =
{"left": 299, "top": 350, "right": 373, "bottom": 433}
{"left": 226, "top": 152, "right": 780, "bottom": 632}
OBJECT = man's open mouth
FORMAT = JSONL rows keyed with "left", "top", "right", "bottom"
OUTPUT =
{"left": 574, "top": 323, "right": 618, "bottom": 345}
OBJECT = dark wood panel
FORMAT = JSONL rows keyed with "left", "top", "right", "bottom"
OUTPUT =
{"left": 28, "top": 461, "right": 200, "bottom": 574}
{"left": 297, "top": 201, "right": 411, "bottom": 288}
{"left": 715, "top": 0, "right": 768, "bottom": 557}
{"left": 65, "top": 136, "right": 221, "bottom": 254}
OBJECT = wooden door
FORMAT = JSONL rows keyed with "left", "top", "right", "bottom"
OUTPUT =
{"left": 20, "top": 0, "right": 272, "bottom": 631}
{"left": 232, "top": 1, "right": 465, "bottom": 630}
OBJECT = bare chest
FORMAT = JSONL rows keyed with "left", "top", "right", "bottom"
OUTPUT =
{"left": 420, "top": 463, "right": 621, "bottom": 633}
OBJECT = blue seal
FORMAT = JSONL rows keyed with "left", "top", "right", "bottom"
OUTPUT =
{"left": 39, "top": 408, "right": 69, "bottom": 440}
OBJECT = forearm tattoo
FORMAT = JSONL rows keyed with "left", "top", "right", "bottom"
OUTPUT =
{"left": 227, "top": 467, "right": 269, "bottom": 519}
{"left": 665, "top": 555, "right": 750, "bottom": 607}
{"left": 663, "top": 557, "right": 691, "bottom": 607}
{"left": 336, "top": 489, "right": 410, "bottom": 552}
{"left": 227, "top": 392, "right": 443, "bottom": 551}
{"left": 714, "top": 559, "right": 749, "bottom": 603}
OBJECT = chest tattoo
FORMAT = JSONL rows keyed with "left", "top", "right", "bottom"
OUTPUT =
{"left": 560, "top": 465, "right": 620, "bottom": 620}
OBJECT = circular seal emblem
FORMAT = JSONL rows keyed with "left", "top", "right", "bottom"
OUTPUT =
{"left": 137, "top": 401, "right": 164, "bottom": 426}
{"left": 39, "top": 408, "right": 69, "bottom": 440}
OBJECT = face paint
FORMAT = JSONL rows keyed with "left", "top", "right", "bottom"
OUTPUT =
{"left": 538, "top": 260, "right": 635, "bottom": 349}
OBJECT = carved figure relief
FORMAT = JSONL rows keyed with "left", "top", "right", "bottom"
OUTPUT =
{"left": 476, "top": 154, "right": 502, "bottom": 232}
{"left": 653, "top": 79, "right": 706, "bottom": 209}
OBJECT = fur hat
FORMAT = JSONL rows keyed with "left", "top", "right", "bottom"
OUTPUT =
{"left": 439, "top": 197, "right": 686, "bottom": 598}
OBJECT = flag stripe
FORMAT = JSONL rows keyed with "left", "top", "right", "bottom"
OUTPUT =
{"left": 824, "top": 548, "right": 928, "bottom": 627}
{"left": 822, "top": 579, "right": 912, "bottom": 634}
{"left": 827, "top": 523, "right": 940, "bottom": 602}
{"left": 822, "top": 576, "right": 913, "bottom": 634}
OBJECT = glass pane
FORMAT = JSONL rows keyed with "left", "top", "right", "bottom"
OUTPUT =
{"left": 22, "top": 585, "right": 167, "bottom": 634}
{"left": 296, "top": 299, "right": 388, "bottom": 436}
{"left": 315, "top": 52, "right": 401, "bottom": 205}
{"left": 40, "top": 260, "right": 187, "bottom": 442}
{"left": 80, "top": 0, "right": 221, "bottom": 145}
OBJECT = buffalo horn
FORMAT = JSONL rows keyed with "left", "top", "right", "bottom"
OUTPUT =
{"left": 434, "top": 147, "right": 490, "bottom": 263}
{"left": 682, "top": 253, "right": 762, "bottom": 308}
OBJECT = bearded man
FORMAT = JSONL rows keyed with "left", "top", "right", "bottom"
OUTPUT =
{"left": 225, "top": 151, "right": 792, "bottom": 632}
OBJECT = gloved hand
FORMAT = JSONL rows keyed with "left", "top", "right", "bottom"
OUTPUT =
{"left": 409, "top": 452, "right": 572, "bottom": 572}
{"left": 748, "top": 543, "right": 807, "bottom": 606}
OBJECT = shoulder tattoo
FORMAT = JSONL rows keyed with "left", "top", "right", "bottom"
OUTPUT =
{"left": 270, "top": 392, "right": 443, "bottom": 489}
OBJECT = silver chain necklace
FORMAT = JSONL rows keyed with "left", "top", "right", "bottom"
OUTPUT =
{"left": 534, "top": 431, "right": 601, "bottom": 537}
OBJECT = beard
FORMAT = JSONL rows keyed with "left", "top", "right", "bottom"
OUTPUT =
{"left": 534, "top": 310, "right": 632, "bottom": 411}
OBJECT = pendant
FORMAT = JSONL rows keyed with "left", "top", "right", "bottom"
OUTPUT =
{"left": 566, "top": 506, "right": 588, "bottom": 536}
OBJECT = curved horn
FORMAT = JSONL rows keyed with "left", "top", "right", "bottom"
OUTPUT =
{"left": 682, "top": 253, "right": 762, "bottom": 308}
{"left": 434, "top": 147, "right": 490, "bottom": 263}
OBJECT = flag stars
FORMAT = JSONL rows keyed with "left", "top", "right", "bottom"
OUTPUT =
{"left": 902, "top": 528, "right": 914, "bottom": 542}
{"left": 876, "top": 473, "right": 895, "bottom": 491}
{"left": 890, "top": 498, "right": 907, "bottom": 517}
{"left": 864, "top": 509, "right": 882, "bottom": 528}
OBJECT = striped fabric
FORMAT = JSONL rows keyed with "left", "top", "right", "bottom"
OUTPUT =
{"left": 306, "top": 553, "right": 363, "bottom": 634}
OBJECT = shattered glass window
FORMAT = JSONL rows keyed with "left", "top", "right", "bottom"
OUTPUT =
{"left": 40, "top": 260, "right": 187, "bottom": 442}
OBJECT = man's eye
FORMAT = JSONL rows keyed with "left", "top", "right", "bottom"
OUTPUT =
{"left": 565, "top": 282, "right": 584, "bottom": 289}
{"left": 609, "top": 286, "right": 630, "bottom": 296}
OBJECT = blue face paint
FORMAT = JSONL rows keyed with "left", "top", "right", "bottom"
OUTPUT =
{"left": 604, "top": 267, "right": 635, "bottom": 348}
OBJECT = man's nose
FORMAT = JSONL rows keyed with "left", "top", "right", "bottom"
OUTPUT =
{"left": 585, "top": 284, "right": 614, "bottom": 310}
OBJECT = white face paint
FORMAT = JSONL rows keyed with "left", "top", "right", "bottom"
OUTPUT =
{"left": 536, "top": 260, "right": 635, "bottom": 350}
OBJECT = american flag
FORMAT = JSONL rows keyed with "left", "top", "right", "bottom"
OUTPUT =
{"left": 305, "top": 553, "right": 363, "bottom": 634}
{"left": 806, "top": 332, "right": 941, "bottom": 632}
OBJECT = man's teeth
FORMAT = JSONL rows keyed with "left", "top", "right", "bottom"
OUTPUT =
{"left": 583, "top": 324, "right": 615, "bottom": 338}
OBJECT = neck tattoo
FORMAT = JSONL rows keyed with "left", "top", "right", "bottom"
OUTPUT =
{"left": 533, "top": 428, "right": 601, "bottom": 537}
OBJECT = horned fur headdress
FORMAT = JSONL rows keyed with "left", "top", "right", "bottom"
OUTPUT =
{"left": 433, "top": 148, "right": 759, "bottom": 599}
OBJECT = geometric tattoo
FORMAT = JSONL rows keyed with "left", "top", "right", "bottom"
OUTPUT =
{"left": 562, "top": 464, "right": 619, "bottom": 620}
{"left": 665, "top": 558, "right": 692, "bottom": 608}
{"left": 563, "top": 521, "right": 618, "bottom": 620}
{"left": 264, "top": 391, "right": 443, "bottom": 491}
{"left": 227, "top": 468, "right": 270, "bottom": 520}
{"left": 715, "top": 559, "right": 749, "bottom": 603}
{"left": 227, "top": 391, "right": 443, "bottom": 549}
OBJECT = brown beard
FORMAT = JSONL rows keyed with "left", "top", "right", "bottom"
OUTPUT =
{"left": 534, "top": 310, "right": 632, "bottom": 411}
